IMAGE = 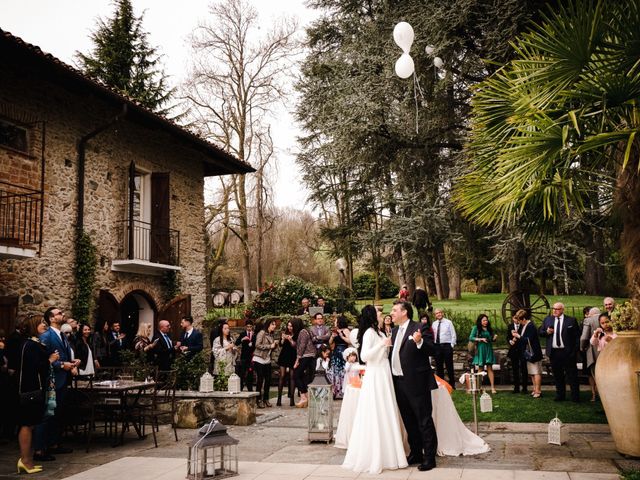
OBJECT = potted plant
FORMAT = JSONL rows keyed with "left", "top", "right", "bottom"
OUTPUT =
{"left": 595, "top": 300, "right": 640, "bottom": 457}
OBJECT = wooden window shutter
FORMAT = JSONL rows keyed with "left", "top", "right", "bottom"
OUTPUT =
{"left": 150, "top": 172, "right": 170, "bottom": 264}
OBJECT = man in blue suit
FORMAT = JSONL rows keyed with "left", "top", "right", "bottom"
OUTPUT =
{"left": 34, "top": 307, "right": 78, "bottom": 461}
{"left": 540, "top": 302, "right": 581, "bottom": 402}
{"left": 176, "top": 316, "right": 203, "bottom": 361}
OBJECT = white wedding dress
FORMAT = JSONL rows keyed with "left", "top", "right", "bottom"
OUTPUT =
{"left": 342, "top": 328, "right": 408, "bottom": 474}
{"left": 431, "top": 382, "right": 490, "bottom": 456}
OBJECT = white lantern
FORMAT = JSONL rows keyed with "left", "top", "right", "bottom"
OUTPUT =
{"left": 199, "top": 372, "right": 214, "bottom": 393}
{"left": 395, "top": 53, "right": 415, "bottom": 79}
{"left": 393, "top": 22, "right": 414, "bottom": 53}
{"left": 308, "top": 368, "right": 334, "bottom": 443}
{"left": 433, "top": 56, "right": 444, "bottom": 69}
{"left": 425, "top": 44, "right": 435, "bottom": 55}
{"left": 480, "top": 391, "right": 493, "bottom": 413}
{"left": 548, "top": 415, "right": 568, "bottom": 445}
{"left": 227, "top": 373, "right": 241, "bottom": 394}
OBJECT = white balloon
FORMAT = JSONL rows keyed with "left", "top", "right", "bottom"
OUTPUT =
{"left": 394, "top": 53, "right": 415, "bottom": 79}
{"left": 393, "top": 22, "right": 414, "bottom": 54}
{"left": 425, "top": 44, "right": 435, "bottom": 55}
{"left": 433, "top": 56, "right": 444, "bottom": 69}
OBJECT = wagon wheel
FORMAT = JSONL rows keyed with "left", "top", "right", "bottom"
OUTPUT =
{"left": 501, "top": 291, "right": 550, "bottom": 327}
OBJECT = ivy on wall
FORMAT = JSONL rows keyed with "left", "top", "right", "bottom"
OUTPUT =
{"left": 72, "top": 230, "right": 97, "bottom": 324}
{"left": 162, "top": 269, "right": 181, "bottom": 301}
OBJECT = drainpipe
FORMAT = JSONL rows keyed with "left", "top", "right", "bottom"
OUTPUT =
{"left": 76, "top": 104, "right": 128, "bottom": 231}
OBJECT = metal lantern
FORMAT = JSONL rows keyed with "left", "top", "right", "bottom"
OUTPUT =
{"left": 480, "top": 391, "right": 493, "bottom": 413}
{"left": 187, "top": 419, "right": 239, "bottom": 480}
{"left": 227, "top": 373, "right": 241, "bottom": 394}
{"left": 548, "top": 415, "right": 568, "bottom": 445}
{"left": 199, "top": 372, "right": 214, "bottom": 393}
{"left": 308, "top": 367, "right": 333, "bottom": 443}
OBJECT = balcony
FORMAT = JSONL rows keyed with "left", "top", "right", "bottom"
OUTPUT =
{"left": 112, "top": 219, "right": 181, "bottom": 275}
{"left": 0, "top": 181, "right": 42, "bottom": 259}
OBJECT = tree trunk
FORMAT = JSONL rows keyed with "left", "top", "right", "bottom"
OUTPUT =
{"left": 500, "top": 266, "right": 508, "bottom": 294}
{"left": 235, "top": 174, "right": 251, "bottom": 302}
{"left": 583, "top": 224, "right": 599, "bottom": 295}
{"left": 617, "top": 155, "right": 640, "bottom": 309}
{"left": 447, "top": 264, "right": 462, "bottom": 299}
{"left": 434, "top": 245, "right": 450, "bottom": 300}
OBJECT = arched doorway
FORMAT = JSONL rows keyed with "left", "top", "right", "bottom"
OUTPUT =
{"left": 119, "top": 291, "right": 156, "bottom": 340}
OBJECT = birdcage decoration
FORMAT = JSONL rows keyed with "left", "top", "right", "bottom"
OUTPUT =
{"left": 199, "top": 372, "right": 214, "bottom": 393}
{"left": 548, "top": 415, "right": 567, "bottom": 445}
{"left": 480, "top": 391, "right": 493, "bottom": 413}
{"left": 308, "top": 367, "right": 333, "bottom": 443}
{"left": 227, "top": 373, "right": 241, "bottom": 394}
{"left": 187, "top": 419, "right": 239, "bottom": 480}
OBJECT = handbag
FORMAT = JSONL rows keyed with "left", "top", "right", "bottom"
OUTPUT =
{"left": 467, "top": 340, "right": 477, "bottom": 356}
{"left": 18, "top": 342, "right": 44, "bottom": 407}
{"left": 524, "top": 338, "right": 535, "bottom": 362}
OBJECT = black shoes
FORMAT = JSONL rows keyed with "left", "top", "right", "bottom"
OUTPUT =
{"left": 33, "top": 453, "right": 55, "bottom": 462}
{"left": 406, "top": 454, "right": 424, "bottom": 465}
{"left": 417, "top": 461, "right": 436, "bottom": 471}
{"left": 48, "top": 446, "right": 73, "bottom": 454}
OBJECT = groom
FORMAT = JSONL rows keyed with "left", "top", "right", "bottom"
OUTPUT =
{"left": 390, "top": 300, "right": 438, "bottom": 471}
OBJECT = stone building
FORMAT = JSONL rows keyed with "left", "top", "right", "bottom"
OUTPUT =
{"left": 0, "top": 29, "right": 252, "bottom": 340}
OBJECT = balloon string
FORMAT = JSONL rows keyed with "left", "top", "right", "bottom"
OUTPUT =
{"left": 413, "top": 73, "right": 424, "bottom": 135}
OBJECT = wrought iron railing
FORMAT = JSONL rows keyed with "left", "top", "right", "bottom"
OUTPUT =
{"left": 0, "top": 181, "right": 42, "bottom": 251}
{"left": 117, "top": 219, "right": 180, "bottom": 266}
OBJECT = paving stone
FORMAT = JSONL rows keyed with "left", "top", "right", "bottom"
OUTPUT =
{"left": 536, "top": 458, "right": 618, "bottom": 474}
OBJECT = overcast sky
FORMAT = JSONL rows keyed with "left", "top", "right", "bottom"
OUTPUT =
{"left": 1, "top": 0, "right": 318, "bottom": 210}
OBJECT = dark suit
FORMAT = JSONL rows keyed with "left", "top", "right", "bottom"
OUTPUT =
{"left": 540, "top": 314, "right": 580, "bottom": 401}
{"left": 234, "top": 330, "right": 255, "bottom": 391}
{"left": 390, "top": 320, "right": 438, "bottom": 465}
{"left": 179, "top": 328, "right": 203, "bottom": 361}
{"left": 151, "top": 332, "right": 176, "bottom": 371}
{"left": 108, "top": 331, "right": 129, "bottom": 366}
{"left": 411, "top": 288, "right": 432, "bottom": 312}
{"left": 37, "top": 328, "right": 73, "bottom": 451}
{"left": 507, "top": 322, "right": 528, "bottom": 391}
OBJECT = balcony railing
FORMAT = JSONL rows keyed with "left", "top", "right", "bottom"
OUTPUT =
{"left": 117, "top": 219, "right": 180, "bottom": 266}
{"left": 0, "top": 181, "right": 42, "bottom": 252}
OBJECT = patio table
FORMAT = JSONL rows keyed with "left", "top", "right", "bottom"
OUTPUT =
{"left": 75, "top": 379, "right": 156, "bottom": 446}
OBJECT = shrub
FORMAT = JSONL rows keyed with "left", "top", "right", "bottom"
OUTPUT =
{"left": 248, "top": 275, "right": 355, "bottom": 317}
{"left": 352, "top": 272, "right": 398, "bottom": 299}
{"left": 442, "top": 310, "right": 508, "bottom": 348}
{"left": 213, "top": 360, "right": 229, "bottom": 391}
{"left": 174, "top": 351, "right": 209, "bottom": 390}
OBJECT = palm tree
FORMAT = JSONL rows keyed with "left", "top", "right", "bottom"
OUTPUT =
{"left": 454, "top": 0, "right": 640, "bottom": 314}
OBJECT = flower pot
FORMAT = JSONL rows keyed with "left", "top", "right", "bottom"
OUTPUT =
{"left": 595, "top": 330, "right": 640, "bottom": 457}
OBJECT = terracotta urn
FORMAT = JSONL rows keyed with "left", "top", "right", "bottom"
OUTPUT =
{"left": 595, "top": 330, "right": 640, "bottom": 457}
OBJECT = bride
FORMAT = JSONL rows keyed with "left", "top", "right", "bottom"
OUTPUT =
{"left": 342, "top": 305, "right": 408, "bottom": 474}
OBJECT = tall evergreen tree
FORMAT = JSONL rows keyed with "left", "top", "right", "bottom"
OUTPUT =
{"left": 76, "top": 0, "right": 173, "bottom": 113}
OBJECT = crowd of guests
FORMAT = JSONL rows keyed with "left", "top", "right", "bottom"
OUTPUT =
{"left": 0, "top": 307, "right": 203, "bottom": 474}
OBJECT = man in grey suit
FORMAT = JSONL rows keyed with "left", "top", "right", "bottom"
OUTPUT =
{"left": 581, "top": 307, "right": 601, "bottom": 401}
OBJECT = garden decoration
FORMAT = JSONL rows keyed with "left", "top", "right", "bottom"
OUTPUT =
{"left": 548, "top": 415, "right": 567, "bottom": 446}
{"left": 308, "top": 366, "right": 334, "bottom": 443}
{"left": 187, "top": 418, "right": 239, "bottom": 480}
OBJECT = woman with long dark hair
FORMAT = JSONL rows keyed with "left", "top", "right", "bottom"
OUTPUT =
{"left": 343, "top": 305, "right": 406, "bottom": 473}
{"left": 469, "top": 314, "right": 498, "bottom": 393}
{"left": 76, "top": 323, "right": 99, "bottom": 376}
{"left": 212, "top": 322, "right": 237, "bottom": 376}
{"left": 381, "top": 315, "right": 394, "bottom": 337}
{"left": 7, "top": 315, "right": 58, "bottom": 474}
{"left": 329, "top": 315, "right": 351, "bottom": 399}
{"left": 276, "top": 320, "right": 296, "bottom": 406}
{"left": 292, "top": 317, "right": 315, "bottom": 408}
{"left": 252, "top": 320, "right": 277, "bottom": 408}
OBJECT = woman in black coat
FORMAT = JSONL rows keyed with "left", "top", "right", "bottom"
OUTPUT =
{"left": 7, "top": 315, "right": 58, "bottom": 473}
{"left": 513, "top": 310, "right": 544, "bottom": 398}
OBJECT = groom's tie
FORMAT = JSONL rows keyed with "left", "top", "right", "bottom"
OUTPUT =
{"left": 391, "top": 324, "right": 405, "bottom": 376}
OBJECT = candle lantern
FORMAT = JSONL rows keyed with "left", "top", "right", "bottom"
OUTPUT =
{"left": 548, "top": 415, "right": 568, "bottom": 445}
{"left": 199, "top": 372, "right": 214, "bottom": 393}
{"left": 308, "top": 367, "right": 333, "bottom": 443}
{"left": 480, "top": 391, "right": 493, "bottom": 413}
{"left": 227, "top": 373, "right": 241, "bottom": 394}
{"left": 187, "top": 419, "right": 239, "bottom": 480}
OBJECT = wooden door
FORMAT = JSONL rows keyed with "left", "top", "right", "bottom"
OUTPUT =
{"left": 150, "top": 172, "right": 170, "bottom": 264}
{"left": 0, "top": 295, "right": 18, "bottom": 336}
{"left": 98, "top": 289, "right": 120, "bottom": 329}
{"left": 159, "top": 294, "right": 191, "bottom": 342}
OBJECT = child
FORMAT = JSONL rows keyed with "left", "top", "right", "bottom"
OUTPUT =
{"left": 335, "top": 347, "right": 364, "bottom": 449}
{"left": 316, "top": 344, "right": 331, "bottom": 371}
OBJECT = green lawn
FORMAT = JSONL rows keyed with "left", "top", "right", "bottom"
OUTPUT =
{"left": 451, "top": 390, "right": 608, "bottom": 423}
{"left": 356, "top": 293, "right": 614, "bottom": 318}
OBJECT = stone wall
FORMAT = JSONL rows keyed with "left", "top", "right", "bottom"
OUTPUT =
{"left": 0, "top": 57, "right": 218, "bottom": 326}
